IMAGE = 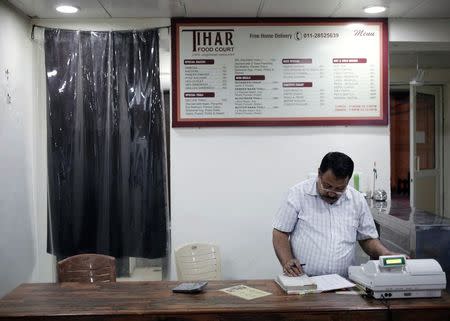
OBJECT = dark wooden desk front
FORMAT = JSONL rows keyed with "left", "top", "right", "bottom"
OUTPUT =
{"left": 0, "top": 280, "right": 449, "bottom": 321}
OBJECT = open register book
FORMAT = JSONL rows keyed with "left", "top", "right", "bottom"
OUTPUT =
{"left": 276, "top": 273, "right": 355, "bottom": 294}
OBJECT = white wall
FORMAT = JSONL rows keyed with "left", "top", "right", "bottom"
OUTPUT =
{"left": 170, "top": 127, "right": 390, "bottom": 279}
{"left": 0, "top": 2, "right": 35, "bottom": 297}
{"left": 389, "top": 19, "right": 450, "bottom": 43}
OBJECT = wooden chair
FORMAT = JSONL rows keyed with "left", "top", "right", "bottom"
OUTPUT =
{"left": 175, "top": 243, "right": 222, "bottom": 281}
{"left": 57, "top": 254, "right": 116, "bottom": 283}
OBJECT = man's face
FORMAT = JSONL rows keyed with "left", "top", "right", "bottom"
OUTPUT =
{"left": 317, "top": 169, "right": 349, "bottom": 204}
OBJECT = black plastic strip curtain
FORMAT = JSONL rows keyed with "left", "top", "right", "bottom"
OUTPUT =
{"left": 44, "top": 28, "right": 167, "bottom": 259}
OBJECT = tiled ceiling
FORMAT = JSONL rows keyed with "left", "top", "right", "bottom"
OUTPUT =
{"left": 7, "top": 0, "right": 450, "bottom": 19}
{"left": 7, "top": 0, "right": 450, "bottom": 69}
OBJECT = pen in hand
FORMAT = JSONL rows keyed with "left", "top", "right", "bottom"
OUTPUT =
{"left": 298, "top": 264, "right": 306, "bottom": 275}
{"left": 283, "top": 260, "right": 306, "bottom": 276}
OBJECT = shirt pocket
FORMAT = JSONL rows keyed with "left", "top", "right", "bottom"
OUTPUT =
{"left": 297, "top": 206, "right": 328, "bottom": 234}
{"left": 339, "top": 215, "right": 359, "bottom": 245}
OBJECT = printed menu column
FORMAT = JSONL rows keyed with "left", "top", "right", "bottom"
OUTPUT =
{"left": 234, "top": 58, "right": 279, "bottom": 115}
{"left": 332, "top": 57, "right": 377, "bottom": 113}
{"left": 183, "top": 59, "right": 228, "bottom": 117}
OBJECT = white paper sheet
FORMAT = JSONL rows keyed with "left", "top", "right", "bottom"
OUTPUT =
{"left": 310, "top": 274, "right": 355, "bottom": 292}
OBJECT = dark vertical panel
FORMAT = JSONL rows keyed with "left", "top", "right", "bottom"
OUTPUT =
{"left": 45, "top": 29, "right": 168, "bottom": 259}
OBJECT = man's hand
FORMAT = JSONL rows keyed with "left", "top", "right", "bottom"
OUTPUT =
{"left": 282, "top": 258, "right": 304, "bottom": 276}
{"left": 273, "top": 229, "right": 304, "bottom": 276}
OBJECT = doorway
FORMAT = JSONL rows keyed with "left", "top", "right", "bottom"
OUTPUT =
{"left": 390, "top": 90, "right": 410, "bottom": 207}
{"left": 390, "top": 85, "right": 443, "bottom": 215}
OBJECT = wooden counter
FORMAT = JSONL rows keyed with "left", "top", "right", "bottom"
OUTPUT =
{"left": 1, "top": 280, "right": 449, "bottom": 321}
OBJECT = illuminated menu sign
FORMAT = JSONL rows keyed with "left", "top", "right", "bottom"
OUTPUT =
{"left": 172, "top": 19, "right": 388, "bottom": 127}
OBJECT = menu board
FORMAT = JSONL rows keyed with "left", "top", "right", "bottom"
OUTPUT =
{"left": 172, "top": 19, "right": 388, "bottom": 127}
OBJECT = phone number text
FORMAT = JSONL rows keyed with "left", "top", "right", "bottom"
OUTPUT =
{"left": 302, "top": 32, "right": 339, "bottom": 39}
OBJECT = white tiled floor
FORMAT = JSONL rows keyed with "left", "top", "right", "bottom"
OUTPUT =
{"left": 117, "top": 267, "right": 162, "bottom": 281}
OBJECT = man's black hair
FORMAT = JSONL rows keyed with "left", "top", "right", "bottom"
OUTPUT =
{"left": 319, "top": 152, "right": 354, "bottom": 179}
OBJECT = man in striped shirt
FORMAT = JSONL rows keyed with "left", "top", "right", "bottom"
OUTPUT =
{"left": 273, "top": 152, "right": 394, "bottom": 277}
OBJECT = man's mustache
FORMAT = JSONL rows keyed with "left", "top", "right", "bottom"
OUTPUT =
{"left": 321, "top": 194, "right": 338, "bottom": 203}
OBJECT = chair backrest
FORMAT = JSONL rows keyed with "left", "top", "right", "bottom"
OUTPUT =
{"left": 57, "top": 254, "right": 116, "bottom": 283}
{"left": 175, "top": 243, "right": 222, "bottom": 281}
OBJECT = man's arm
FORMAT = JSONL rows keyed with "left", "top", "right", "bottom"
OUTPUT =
{"left": 272, "top": 228, "right": 303, "bottom": 276}
{"left": 358, "top": 238, "right": 394, "bottom": 258}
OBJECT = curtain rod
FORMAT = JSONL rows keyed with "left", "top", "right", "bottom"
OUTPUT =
{"left": 31, "top": 24, "right": 171, "bottom": 40}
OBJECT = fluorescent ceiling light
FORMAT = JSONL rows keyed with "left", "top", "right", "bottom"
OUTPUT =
{"left": 56, "top": 5, "right": 79, "bottom": 14}
{"left": 364, "top": 6, "right": 387, "bottom": 14}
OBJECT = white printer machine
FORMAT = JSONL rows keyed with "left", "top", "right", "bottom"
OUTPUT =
{"left": 348, "top": 255, "right": 447, "bottom": 299}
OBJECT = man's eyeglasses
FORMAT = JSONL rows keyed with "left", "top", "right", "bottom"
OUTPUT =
{"left": 318, "top": 179, "right": 347, "bottom": 196}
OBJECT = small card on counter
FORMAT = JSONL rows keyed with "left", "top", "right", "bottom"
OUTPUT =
{"left": 220, "top": 284, "right": 271, "bottom": 300}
